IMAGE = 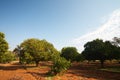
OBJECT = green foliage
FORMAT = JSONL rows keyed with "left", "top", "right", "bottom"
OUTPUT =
{"left": 21, "top": 52, "right": 34, "bottom": 64}
{"left": 112, "top": 37, "right": 120, "bottom": 47}
{"left": 111, "top": 37, "right": 120, "bottom": 60}
{"left": 0, "top": 32, "right": 5, "bottom": 38}
{"left": 50, "top": 54, "right": 71, "bottom": 75}
{"left": 20, "top": 38, "right": 58, "bottom": 66}
{"left": 75, "top": 54, "right": 85, "bottom": 62}
{"left": 61, "top": 47, "right": 79, "bottom": 62}
{"left": 104, "top": 41, "right": 116, "bottom": 60}
{"left": 82, "top": 39, "right": 116, "bottom": 67}
{"left": 13, "top": 45, "right": 25, "bottom": 64}
{"left": 0, "top": 51, "right": 15, "bottom": 63}
{"left": 0, "top": 32, "right": 9, "bottom": 63}
{"left": 0, "top": 32, "right": 8, "bottom": 54}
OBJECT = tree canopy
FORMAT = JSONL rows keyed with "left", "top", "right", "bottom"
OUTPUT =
{"left": 0, "top": 32, "right": 8, "bottom": 54}
{"left": 82, "top": 39, "right": 117, "bottom": 67}
{"left": 0, "top": 32, "right": 9, "bottom": 62}
{"left": 61, "top": 47, "right": 79, "bottom": 62}
{"left": 111, "top": 37, "right": 120, "bottom": 60}
{"left": 20, "top": 38, "right": 58, "bottom": 66}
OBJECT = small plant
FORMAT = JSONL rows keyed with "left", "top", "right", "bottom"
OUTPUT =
{"left": 49, "top": 55, "right": 71, "bottom": 75}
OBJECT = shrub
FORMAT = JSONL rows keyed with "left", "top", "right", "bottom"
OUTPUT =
{"left": 50, "top": 55, "right": 71, "bottom": 75}
{"left": 0, "top": 51, "right": 15, "bottom": 63}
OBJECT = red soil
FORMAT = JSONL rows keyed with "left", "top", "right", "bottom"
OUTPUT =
{"left": 0, "top": 61, "right": 120, "bottom": 80}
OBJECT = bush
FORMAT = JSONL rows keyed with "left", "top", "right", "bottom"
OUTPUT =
{"left": 0, "top": 51, "right": 15, "bottom": 63}
{"left": 49, "top": 55, "right": 71, "bottom": 75}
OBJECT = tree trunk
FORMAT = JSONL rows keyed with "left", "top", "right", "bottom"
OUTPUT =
{"left": 35, "top": 61, "right": 39, "bottom": 67}
{"left": 100, "top": 60, "right": 104, "bottom": 68}
{"left": 19, "top": 57, "right": 22, "bottom": 64}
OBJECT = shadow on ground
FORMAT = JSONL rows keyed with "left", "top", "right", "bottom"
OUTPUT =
{"left": 0, "top": 62, "right": 24, "bottom": 70}
{"left": 67, "top": 63, "right": 120, "bottom": 80}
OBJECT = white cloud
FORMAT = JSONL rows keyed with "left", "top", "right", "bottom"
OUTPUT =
{"left": 71, "top": 9, "right": 120, "bottom": 52}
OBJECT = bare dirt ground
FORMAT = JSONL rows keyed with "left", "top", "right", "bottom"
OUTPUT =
{"left": 0, "top": 61, "right": 120, "bottom": 80}
{"left": 0, "top": 61, "right": 36, "bottom": 80}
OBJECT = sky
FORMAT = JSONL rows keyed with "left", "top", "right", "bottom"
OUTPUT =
{"left": 0, "top": 0, "right": 120, "bottom": 52}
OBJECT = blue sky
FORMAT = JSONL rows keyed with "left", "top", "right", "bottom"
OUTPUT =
{"left": 0, "top": 0, "right": 120, "bottom": 51}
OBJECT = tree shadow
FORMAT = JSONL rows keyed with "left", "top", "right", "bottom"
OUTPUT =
{"left": 0, "top": 61, "right": 53, "bottom": 71}
{"left": 22, "top": 61, "right": 52, "bottom": 79}
{"left": 27, "top": 72, "right": 47, "bottom": 77}
{"left": 26, "top": 68, "right": 51, "bottom": 80}
{"left": 66, "top": 63, "right": 120, "bottom": 80}
{"left": 0, "top": 63, "right": 24, "bottom": 70}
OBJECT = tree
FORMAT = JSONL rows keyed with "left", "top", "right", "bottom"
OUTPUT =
{"left": 0, "top": 32, "right": 8, "bottom": 63}
{"left": 61, "top": 47, "right": 79, "bottom": 62}
{"left": 1, "top": 51, "right": 15, "bottom": 63}
{"left": 112, "top": 37, "right": 120, "bottom": 47}
{"left": 20, "top": 38, "right": 58, "bottom": 66}
{"left": 82, "top": 39, "right": 114, "bottom": 67}
{"left": 13, "top": 45, "right": 24, "bottom": 63}
{"left": 75, "top": 54, "right": 85, "bottom": 62}
{"left": 104, "top": 41, "right": 117, "bottom": 61}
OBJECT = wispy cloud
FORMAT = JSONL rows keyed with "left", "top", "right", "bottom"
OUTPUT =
{"left": 71, "top": 9, "right": 120, "bottom": 52}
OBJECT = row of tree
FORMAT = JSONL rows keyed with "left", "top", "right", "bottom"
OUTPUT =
{"left": 14, "top": 38, "right": 72, "bottom": 75}
{"left": 15, "top": 37, "right": 120, "bottom": 68}
{"left": 14, "top": 39, "right": 83, "bottom": 65}
{"left": 0, "top": 32, "right": 120, "bottom": 74}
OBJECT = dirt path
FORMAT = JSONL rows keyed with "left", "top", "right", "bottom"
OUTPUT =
{"left": 0, "top": 61, "right": 36, "bottom": 80}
